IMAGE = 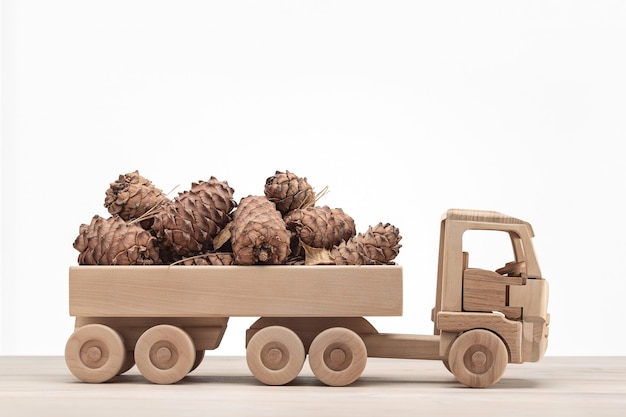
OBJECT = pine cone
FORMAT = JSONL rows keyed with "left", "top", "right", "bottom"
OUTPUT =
{"left": 359, "top": 222, "right": 402, "bottom": 264}
{"left": 151, "top": 177, "right": 236, "bottom": 257}
{"left": 331, "top": 239, "right": 368, "bottom": 265}
{"left": 331, "top": 222, "right": 402, "bottom": 265}
{"left": 73, "top": 215, "right": 161, "bottom": 265}
{"left": 230, "top": 195, "right": 291, "bottom": 265}
{"left": 284, "top": 206, "right": 356, "bottom": 251}
{"left": 264, "top": 170, "right": 315, "bottom": 215}
{"left": 104, "top": 171, "right": 168, "bottom": 222}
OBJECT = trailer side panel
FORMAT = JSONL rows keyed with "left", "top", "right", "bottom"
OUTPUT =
{"left": 69, "top": 265, "right": 403, "bottom": 318}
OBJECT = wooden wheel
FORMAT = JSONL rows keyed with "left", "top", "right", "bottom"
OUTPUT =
{"left": 246, "top": 326, "right": 305, "bottom": 385}
{"left": 134, "top": 325, "right": 196, "bottom": 384}
{"left": 65, "top": 324, "right": 126, "bottom": 383}
{"left": 448, "top": 329, "right": 508, "bottom": 388}
{"left": 308, "top": 327, "right": 367, "bottom": 386}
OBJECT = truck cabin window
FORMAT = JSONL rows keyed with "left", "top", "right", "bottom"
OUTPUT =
{"left": 462, "top": 230, "right": 518, "bottom": 274}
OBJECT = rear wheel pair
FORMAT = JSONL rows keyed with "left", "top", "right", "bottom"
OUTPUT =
{"left": 246, "top": 326, "right": 367, "bottom": 386}
{"left": 65, "top": 324, "right": 203, "bottom": 384}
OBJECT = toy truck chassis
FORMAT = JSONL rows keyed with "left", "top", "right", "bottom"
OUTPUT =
{"left": 65, "top": 209, "right": 550, "bottom": 388}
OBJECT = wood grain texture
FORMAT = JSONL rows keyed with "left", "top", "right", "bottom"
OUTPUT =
{"left": 69, "top": 265, "right": 402, "bottom": 317}
{"left": 463, "top": 268, "right": 525, "bottom": 319}
{"left": 1, "top": 356, "right": 625, "bottom": 417}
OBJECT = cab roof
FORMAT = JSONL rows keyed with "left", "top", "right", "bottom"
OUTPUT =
{"left": 443, "top": 208, "right": 534, "bottom": 236}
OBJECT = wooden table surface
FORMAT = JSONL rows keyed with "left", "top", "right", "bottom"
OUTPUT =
{"left": 1, "top": 355, "right": 625, "bottom": 416}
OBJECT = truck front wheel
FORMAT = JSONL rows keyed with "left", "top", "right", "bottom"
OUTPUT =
{"left": 309, "top": 327, "right": 367, "bottom": 386}
{"left": 448, "top": 329, "right": 508, "bottom": 388}
{"left": 246, "top": 326, "right": 305, "bottom": 385}
{"left": 134, "top": 325, "right": 196, "bottom": 384}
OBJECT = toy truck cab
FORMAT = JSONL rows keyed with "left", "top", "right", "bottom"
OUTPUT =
{"left": 433, "top": 209, "right": 550, "bottom": 385}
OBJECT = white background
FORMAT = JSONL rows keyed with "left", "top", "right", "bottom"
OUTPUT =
{"left": 1, "top": 1, "right": 625, "bottom": 356}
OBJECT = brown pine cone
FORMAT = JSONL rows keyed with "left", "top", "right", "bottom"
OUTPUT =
{"left": 284, "top": 205, "right": 356, "bottom": 251}
{"left": 151, "top": 177, "right": 236, "bottom": 257}
{"left": 73, "top": 215, "right": 161, "bottom": 265}
{"left": 331, "top": 239, "right": 369, "bottom": 265}
{"left": 104, "top": 171, "right": 169, "bottom": 222}
{"left": 230, "top": 195, "right": 291, "bottom": 265}
{"left": 358, "top": 222, "right": 402, "bottom": 264}
{"left": 264, "top": 170, "right": 315, "bottom": 215}
{"left": 331, "top": 222, "right": 402, "bottom": 265}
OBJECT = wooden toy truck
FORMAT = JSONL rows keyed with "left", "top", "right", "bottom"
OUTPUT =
{"left": 65, "top": 208, "right": 550, "bottom": 388}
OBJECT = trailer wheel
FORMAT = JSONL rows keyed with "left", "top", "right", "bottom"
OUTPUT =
{"left": 134, "top": 325, "right": 196, "bottom": 384}
{"left": 448, "top": 329, "right": 508, "bottom": 388}
{"left": 65, "top": 324, "right": 126, "bottom": 383}
{"left": 246, "top": 326, "right": 305, "bottom": 385}
{"left": 308, "top": 327, "right": 367, "bottom": 386}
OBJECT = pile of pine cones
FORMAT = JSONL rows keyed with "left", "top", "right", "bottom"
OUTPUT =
{"left": 73, "top": 170, "right": 402, "bottom": 266}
